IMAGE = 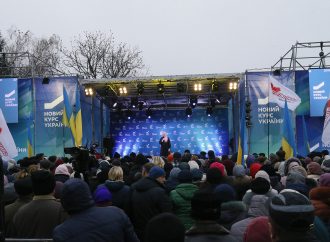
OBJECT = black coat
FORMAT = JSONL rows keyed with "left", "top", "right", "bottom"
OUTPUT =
{"left": 159, "top": 137, "right": 171, "bottom": 156}
{"left": 104, "top": 180, "right": 130, "bottom": 214}
{"left": 131, "top": 177, "right": 172, "bottom": 240}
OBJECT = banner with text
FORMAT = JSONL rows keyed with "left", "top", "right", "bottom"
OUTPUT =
{"left": 0, "top": 78, "right": 18, "bottom": 123}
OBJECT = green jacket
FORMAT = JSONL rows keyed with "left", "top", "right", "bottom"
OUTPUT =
{"left": 170, "top": 183, "right": 198, "bottom": 230}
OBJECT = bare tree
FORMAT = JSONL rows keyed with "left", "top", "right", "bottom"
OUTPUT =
{"left": 63, "top": 31, "right": 145, "bottom": 79}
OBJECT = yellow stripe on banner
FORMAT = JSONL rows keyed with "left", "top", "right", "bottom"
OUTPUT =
{"left": 62, "top": 107, "right": 69, "bottom": 127}
{"left": 27, "top": 142, "right": 33, "bottom": 158}
{"left": 75, "top": 110, "right": 82, "bottom": 147}
{"left": 282, "top": 138, "right": 293, "bottom": 160}
{"left": 237, "top": 138, "right": 242, "bottom": 165}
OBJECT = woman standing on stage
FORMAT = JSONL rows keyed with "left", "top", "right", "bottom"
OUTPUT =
{"left": 159, "top": 131, "right": 171, "bottom": 157}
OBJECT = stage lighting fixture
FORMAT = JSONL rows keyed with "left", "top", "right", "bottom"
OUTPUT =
{"left": 138, "top": 101, "right": 144, "bottom": 111}
{"left": 185, "top": 107, "right": 192, "bottom": 117}
{"left": 119, "top": 86, "right": 127, "bottom": 95}
{"left": 126, "top": 109, "right": 133, "bottom": 120}
{"left": 206, "top": 106, "right": 213, "bottom": 116}
{"left": 131, "top": 97, "right": 138, "bottom": 108}
{"left": 211, "top": 80, "right": 219, "bottom": 92}
{"left": 177, "top": 83, "right": 186, "bottom": 93}
{"left": 85, "top": 87, "right": 93, "bottom": 96}
{"left": 137, "top": 83, "right": 144, "bottom": 95}
{"left": 190, "top": 96, "right": 198, "bottom": 108}
{"left": 157, "top": 83, "right": 165, "bottom": 94}
{"left": 146, "top": 107, "right": 153, "bottom": 119}
{"left": 113, "top": 102, "right": 118, "bottom": 108}
{"left": 229, "top": 82, "right": 237, "bottom": 90}
{"left": 194, "top": 83, "right": 202, "bottom": 91}
{"left": 42, "top": 77, "right": 50, "bottom": 85}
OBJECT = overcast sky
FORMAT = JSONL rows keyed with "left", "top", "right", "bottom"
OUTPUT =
{"left": 1, "top": 0, "right": 330, "bottom": 76}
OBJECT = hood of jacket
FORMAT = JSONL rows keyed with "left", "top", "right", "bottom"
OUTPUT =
{"left": 134, "top": 177, "right": 163, "bottom": 192}
{"left": 175, "top": 183, "right": 198, "bottom": 200}
{"left": 248, "top": 195, "right": 269, "bottom": 217}
{"left": 105, "top": 180, "right": 125, "bottom": 192}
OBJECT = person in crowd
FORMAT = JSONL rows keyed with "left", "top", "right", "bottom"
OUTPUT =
{"left": 285, "top": 170, "right": 310, "bottom": 197}
{"left": 127, "top": 153, "right": 148, "bottom": 185}
{"left": 215, "top": 184, "right": 247, "bottom": 230}
{"left": 185, "top": 190, "right": 236, "bottom": 242}
{"left": 145, "top": 213, "right": 185, "bottom": 242}
{"left": 173, "top": 152, "right": 182, "bottom": 167}
{"left": 191, "top": 168, "right": 204, "bottom": 187}
{"left": 260, "top": 163, "right": 283, "bottom": 192}
{"left": 130, "top": 166, "right": 172, "bottom": 240}
{"left": 232, "top": 165, "right": 252, "bottom": 200}
{"left": 5, "top": 177, "right": 33, "bottom": 232}
{"left": 249, "top": 162, "right": 262, "bottom": 179}
{"left": 242, "top": 171, "right": 278, "bottom": 206}
{"left": 10, "top": 170, "right": 67, "bottom": 238}
{"left": 307, "top": 162, "right": 324, "bottom": 183}
{"left": 159, "top": 131, "right": 171, "bottom": 157}
{"left": 152, "top": 156, "right": 165, "bottom": 168}
{"left": 165, "top": 167, "right": 181, "bottom": 192}
{"left": 104, "top": 166, "right": 130, "bottom": 213}
{"left": 199, "top": 167, "right": 225, "bottom": 193}
{"left": 230, "top": 195, "right": 269, "bottom": 242}
{"left": 243, "top": 216, "right": 272, "bottom": 242}
{"left": 53, "top": 178, "right": 139, "bottom": 242}
{"left": 54, "top": 164, "right": 71, "bottom": 183}
{"left": 321, "top": 159, "right": 330, "bottom": 173}
{"left": 170, "top": 170, "right": 198, "bottom": 229}
{"left": 222, "top": 155, "right": 235, "bottom": 176}
{"left": 269, "top": 191, "right": 318, "bottom": 242}
{"left": 281, "top": 157, "right": 303, "bottom": 186}
{"left": 93, "top": 185, "right": 112, "bottom": 207}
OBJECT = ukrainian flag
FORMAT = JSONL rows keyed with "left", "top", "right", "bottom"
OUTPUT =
{"left": 281, "top": 100, "right": 297, "bottom": 159}
{"left": 27, "top": 118, "right": 33, "bottom": 157}
{"left": 62, "top": 85, "right": 76, "bottom": 145}
{"left": 237, "top": 102, "right": 245, "bottom": 166}
{"left": 74, "top": 84, "right": 83, "bottom": 147}
{"left": 302, "top": 115, "right": 310, "bottom": 156}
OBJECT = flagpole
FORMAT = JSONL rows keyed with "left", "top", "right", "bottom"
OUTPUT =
{"left": 267, "top": 74, "right": 270, "bottom": 157}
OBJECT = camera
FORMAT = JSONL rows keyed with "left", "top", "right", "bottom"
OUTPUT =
{"left": 64, "top": 147, "right": 90, "bottom": 172}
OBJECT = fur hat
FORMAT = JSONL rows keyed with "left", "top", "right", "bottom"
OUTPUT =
{"left": 148, "top": 166, "right": 165, "bottom": 179}
{"left": 269, "top": 191, "right": 314, "bottom": 231}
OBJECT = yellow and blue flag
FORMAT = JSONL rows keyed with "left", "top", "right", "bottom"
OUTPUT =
{"left": 27, "top": 118, "right": 33, "bottom": 157}
{"left": 62, "top": 85, "right": 76, "bottom": 144}
{"left": 237, "top": 103, "right": 245, "bottom": 166}
{"left": 74, "top": 84, "right": 83, "bottom": 147}
{"left": 281, "top": 100, "right": 297, "bottom": 159}
{"left": 302, "top": 116, "right": 310, "bottom": 156}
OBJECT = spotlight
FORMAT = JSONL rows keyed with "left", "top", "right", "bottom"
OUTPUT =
{"left": 146, "top": 107, "right": 153, "bottom": 119}
{"left": 185, "top": 107, "right": 192, "bottom": 117}
{"left": 138, "top": 101, "right": 144, "bottom": 111}
{"left": 113, "top": 102, "right": 117, "bottom": 108}
{"left": 211, "top": 81, "right": 219, "bottom": 92}
{"left": 177, "top": 83, "right": 186, "bottom": 93}
{"left": 194, "top": 83, "right": 202, "bottom": 91}
{"left": 119, "top": 86, "right": 127, "bottom": 95}
{"left": 206, "top": 106, "right": 213, "bottom": 116}
{"left": 190, "top": 96, "right": 198, "bottom": 108}
{"left": 157, "top": 83, "right": 165, "bottom": 94}
{"left": 229, "top": 82, "right": 237, "bottom": 90}
{"left": 131, "top": 97, "right": 138, "bottom": 108}
{"left": 42, "top": 77, "right": 50, "bottom": 85}
{"left": 272, "top": 69, "right": 281, "bottom": 76}
{"left": 126, "top": 109, "right": 133, "bottom": 120}
{"left": 85, "top": 87, "right": 93, "bottom": 96}
{"left": 137, "top": 83, "right": 144, "bottom": 95}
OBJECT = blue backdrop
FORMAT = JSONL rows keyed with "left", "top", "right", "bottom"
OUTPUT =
{"left": 111, "top": 108, "right": 229, "bottom": 156}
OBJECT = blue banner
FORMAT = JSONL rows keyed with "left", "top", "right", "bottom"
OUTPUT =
{"left": 309, "top": 69, "right": 330, "bottom": 117}
{"left": 0, "top": 78, "right": 18, "bottom": 123}
{"left": 111, "top": 108, "right": 229, "bottom": 156}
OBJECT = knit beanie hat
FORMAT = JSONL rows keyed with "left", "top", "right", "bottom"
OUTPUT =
{"left": 206, "top": 167, "right": 223, "bottom": 184}
{"left": 177, "top": 170, "right": 192, "bottom": 183}
{"left": 61, "top": 178, "right": 95, "bottom": 214}
{"left": 178, "top": 162, "right": 190, "bottom": 171}
{"left": 319, "top": 173, "right": 330, "bottom": 186}
{"left": 269, "top": 191, "right": 314, "bottom": 231}
{"left": 145, "top": 213, "right": 185, "bottom": 242}
{"left": 250, "top": 163, "right": 262, "bottom": 178}
{"left": 188, "top": 160, "right": 199, "bottom": 170}
{"left": 55, "top": 164, "right": 70, "bottom": 176}
{"left": 14, "top": 176, "right": 33, "bottom": 196}
{"left": 210, "top": 162, "right": 226, "bottom": 176}
{"left": 244, "top": 216, "right": 271, "bottom": 242}
{"left": 169, "top": 167, "right": 181, "bottom": 179}
{"left": 251, "top": 177, "right": 270, "bottom": 194}
{"left": 93, "top": 185, "right": 112, "bottom": 205}
{"left": 148, "top": 166, "right": 165, "bottom": 179}
{"left": 307, "top": 162, "right": 323, "bottom": 175}
{"left": 214, "top": 184, "right": 236, "bottom": 202}
{"left": 255, "top": 170, "right": 270, "bottom": 183}
{"left": 191, "top": 169, "right": 203, "bottom": 181}
{"left": 321, "top": 159, "right": 330, "bottom": 172}
{"left": 31, "top": 170, "right": 56, "bottom": 195}
{"left": 233, "top": 165, "right": 246, "bottom": 177}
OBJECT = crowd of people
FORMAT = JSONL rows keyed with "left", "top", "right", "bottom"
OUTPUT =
{"left": 1, "top": 148, "right": 330, "bottom": 242}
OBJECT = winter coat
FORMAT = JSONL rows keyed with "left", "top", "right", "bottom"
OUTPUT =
{"left": 53, "top": 206, "right": 139, "bottom": 242}
{"left": 5, "top": 196, "right": 32, "bottom": 233}
{"left": 131, "top": 177, "right": 172, "bottom": 240}
{"left": 104, "top": 180, "right": 130, "bottom": 214}
{"left": 170, "top": 183, "right": 198, "bottom": 229}
{"left": 185, "top": 221, "right": 237, "bottom": 242}
{"left": 232, "top": 176, "right": 251, "bottom": 200}
{"left": 230, "top": 195, "right": 269, "bottom": 242}
{"left": 242, "top": 188, "right": 278, "bottom": 207}
{"left": 218, "top": 201, "right": 247, "bottom": 230}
